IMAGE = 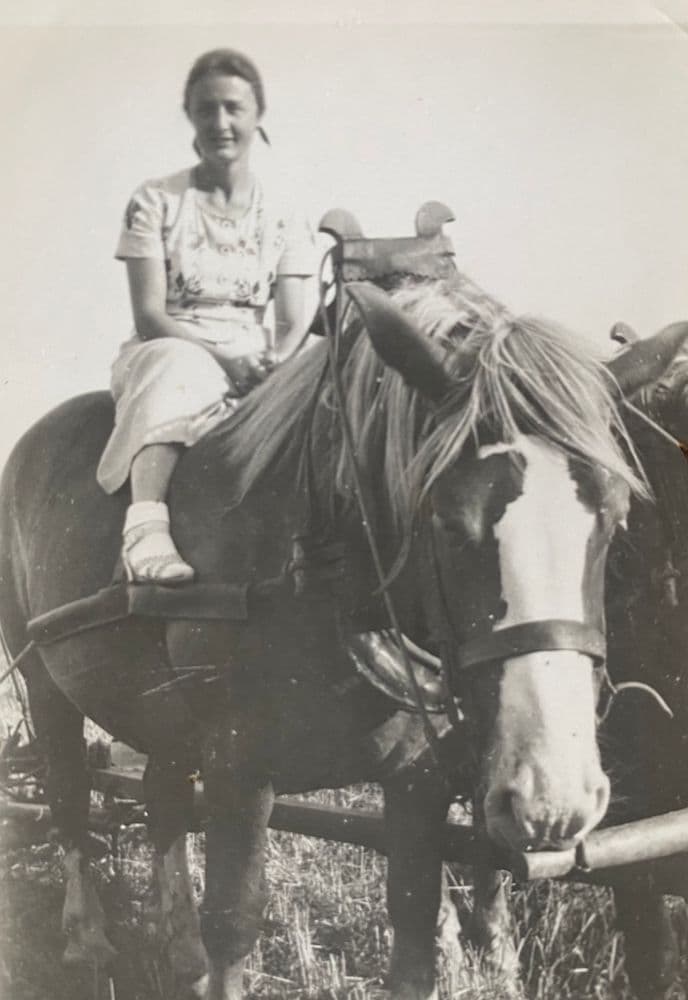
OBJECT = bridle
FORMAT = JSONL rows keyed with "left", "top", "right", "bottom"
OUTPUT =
{"left": 416, "top": 521, "right": 611, "bottom": 791}
{"left": 452, "top": 621, "right": 606, "bottom": 671}
{"left": 424, "top": 518, "right": 607, "bottom": 687}
{"left": 316, "top": 255, "right": 611, "bottom": 778}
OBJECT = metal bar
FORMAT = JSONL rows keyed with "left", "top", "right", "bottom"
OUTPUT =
{"left": 88, "top": 769, "right": 688, "bottom": 884}
{"left": 512, "top": 807, "right": 688, "bottom": 882}
{"left": 0, "top": 799, "right": 120, "bottom": 851}
{"left": 6, "top": 768, "right": 688, "bottom": 897}
{"left": 0, "top": 799, "right": 51, "bottom": 824}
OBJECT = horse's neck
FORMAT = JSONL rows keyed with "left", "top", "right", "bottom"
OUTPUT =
{"left": 170, "top": 444, "right": 302, "bottom": 582}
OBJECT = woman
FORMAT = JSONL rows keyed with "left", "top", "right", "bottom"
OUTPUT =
{"left": 97, "top": 49, "right": 317, "bottom": 584}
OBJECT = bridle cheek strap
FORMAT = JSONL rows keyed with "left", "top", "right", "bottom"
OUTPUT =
{"left": 424, "top": 527, "right": 607, "bottom": 676}
{"left": 454, "top": 619, "right": 607, "bottom": 672}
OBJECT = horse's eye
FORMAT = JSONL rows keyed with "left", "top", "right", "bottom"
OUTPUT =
{"left": 433, "top": 509, "right": 482, "bottom": 546}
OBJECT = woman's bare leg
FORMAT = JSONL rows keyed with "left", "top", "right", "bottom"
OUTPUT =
{"left": 130, "top": 443, "right": 183, "bottom": 502}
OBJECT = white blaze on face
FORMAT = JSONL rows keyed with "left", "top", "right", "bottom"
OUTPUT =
{"left": 479, "top": 436, "right": 610, "bottom": 849}
{"left": 479, "top": 436, "right": 594, "bottom": 627}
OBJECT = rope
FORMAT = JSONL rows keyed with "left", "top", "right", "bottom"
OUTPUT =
{"left": 612, "top": 681, "right": 674, "bottom": 718}
{"left": 622, "top": 395, "right": 688, "bottom": 605}
{"left": 591, "top": 391, "right": 684, "bottom": 726}
{"left": 427, "top": 529, "right": 473, "bottom": 763}
{"left": 0, "top": 640, "right": 36, "bottom": 687}
{"left": 598, "top": 671, "right": 675, "bottom": 725}
{"left": 317, "top": 262, "right": 447, "bottom": 775}
{"left": 621, "top": 397, "right": 685, "bottom": 451}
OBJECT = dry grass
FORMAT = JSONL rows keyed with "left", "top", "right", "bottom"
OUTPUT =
{"left": 2, "top": 681, "right": 688, "bottom": 1000}
{"left": 2, "top": 792, "right": 688, "bottom": 1000}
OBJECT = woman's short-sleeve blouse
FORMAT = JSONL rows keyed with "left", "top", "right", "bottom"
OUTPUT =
{"left": 115, "top": 168, "right": 317, "bottom": 334}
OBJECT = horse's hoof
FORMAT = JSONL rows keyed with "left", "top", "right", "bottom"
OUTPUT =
{"left": 172, "top": 953, "right": 209, "bottom": 992}
{"left": 188, "top": 972, "right": 209, "bottom": 998}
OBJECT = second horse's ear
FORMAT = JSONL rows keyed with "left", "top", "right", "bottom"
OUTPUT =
{"left": 607, "top": 322, "right": 688, "bottom": 397}
{"left": 345, "top": 282, "right": 455, "bottom": 403}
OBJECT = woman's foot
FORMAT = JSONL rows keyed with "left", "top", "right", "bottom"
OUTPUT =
{"left": 122, "top": 501, "right": 195, "bottom": 585}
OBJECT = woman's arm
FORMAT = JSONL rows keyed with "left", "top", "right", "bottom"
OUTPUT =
{"left": 125, "top": 258, "right": 200, "bottom": 343}
{"left": 272, "top": 275, "right": 313, "bottom": 362}
{"left": 126, "top": 257, "right": 270, "bottom": 392}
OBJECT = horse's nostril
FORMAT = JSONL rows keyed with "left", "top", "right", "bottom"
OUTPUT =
{"left": 593, "top": 774, "right": 611, "bottom": 819}
{"left": 486, "top": 765, "right": 610, "bottom": 851}
{"left": 502, "top": 788, "right": 536, "bottom": 841}
{"left": 562, "top": 811, "right": 588, "bottom": 843}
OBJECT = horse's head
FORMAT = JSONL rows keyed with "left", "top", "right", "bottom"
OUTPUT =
{"left": 428, "top": 436, "right": 624, "bottom": 851}
{"left": 347, "top": 282, "right": 688, "bottom": 852}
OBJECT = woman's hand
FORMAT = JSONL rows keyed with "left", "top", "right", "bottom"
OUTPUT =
{"left": 208, "top": 344, "right": 276, "bottom": 394}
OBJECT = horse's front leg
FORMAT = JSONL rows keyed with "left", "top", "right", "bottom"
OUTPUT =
{"left": 145, "top": 756, "right": 208, "bottom": 996}
{"left": 614, "top": 883, "right": 682, "bottom": 1000}
{"left": 61, "top": 845, "right": 117, "bottom": 968}
{"left": 383, "top": 774, "right": 453, "bottom": 1000}
{"left": 25, "top": 655, "right": 116, "bottom": 968}
{"left": 469, "top": 865, "right": 520, "bottom": 995}
{"left": 200, "top": 739, "right": 274, "bottom": 1000}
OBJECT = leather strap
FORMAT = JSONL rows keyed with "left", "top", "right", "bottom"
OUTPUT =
{"left": 454, "top": 619, "right": 607, "bottom": 671}
{"left": 27, "top": 582, "right": 250, "bottom": 646}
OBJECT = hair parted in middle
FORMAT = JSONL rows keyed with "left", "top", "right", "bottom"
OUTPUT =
{"left": 183, "top": 48, "right": 266, "bottom": 116}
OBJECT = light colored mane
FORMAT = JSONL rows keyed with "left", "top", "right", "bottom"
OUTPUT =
{"left": 206, "top": 274, "right": 646, "bottom": 525}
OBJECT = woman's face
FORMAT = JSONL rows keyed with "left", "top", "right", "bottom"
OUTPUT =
{"left": 187, "top": 73, "right": 261, "bottom": 168}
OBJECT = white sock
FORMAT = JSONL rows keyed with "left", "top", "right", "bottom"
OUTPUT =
{"left": 123, "top": 501, "right": 170, "bottom": 535}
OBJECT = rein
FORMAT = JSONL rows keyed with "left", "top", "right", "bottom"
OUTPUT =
{"left": 319, "top": 262, "right": 610, "bottom": 771}
{"left": 317, "top": 257, "right": 449, "bottom": 774}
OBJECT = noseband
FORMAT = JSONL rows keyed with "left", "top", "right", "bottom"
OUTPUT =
{"left": 453, "top": 619, "right": 606, "bottom": 671}
{"left": 426, "top": 526, "right": 607, "bottom": 688}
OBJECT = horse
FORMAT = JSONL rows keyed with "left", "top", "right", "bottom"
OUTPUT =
{"left": 1, "top": 271, "right": 685, "bottom": 1000}
{"left": 603, "top": 362, "right": 688, "bottom": 1000}
{"left": 467, "top": 347, "right": 688, "bottom": 1000}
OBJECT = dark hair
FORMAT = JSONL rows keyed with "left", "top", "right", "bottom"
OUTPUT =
{"left": 183, "top": 49, "right": 266, "bottom": 116}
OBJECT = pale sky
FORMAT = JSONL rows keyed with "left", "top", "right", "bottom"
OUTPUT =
{"left": 1, "top": 1, "right": 687, "bottom": 466}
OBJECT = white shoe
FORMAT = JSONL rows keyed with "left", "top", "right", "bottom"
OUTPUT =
{"left": 122, "top": 502, "right": 195, "bottom": 586}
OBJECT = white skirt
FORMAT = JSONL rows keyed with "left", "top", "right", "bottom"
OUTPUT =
{"left": 97, "top": 323, "right": 266, "bottom": 494}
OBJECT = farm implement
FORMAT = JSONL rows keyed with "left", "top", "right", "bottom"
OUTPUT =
{"left": 3, "top": 734, "right": 688, "bottom": 898}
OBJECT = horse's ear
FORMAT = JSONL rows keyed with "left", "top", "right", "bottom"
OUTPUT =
{"left": 607, "top": 322, "right": 688, "bottom": 397}
{"left": 610, "top": 321, "right": 640, "bottom": 347}
{"left": 345, "top": 282, "right": 455, "bottom": 402}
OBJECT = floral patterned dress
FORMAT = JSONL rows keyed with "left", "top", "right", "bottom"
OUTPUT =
{"left": 97, "top": 167, "right": 316, "bottom": 494}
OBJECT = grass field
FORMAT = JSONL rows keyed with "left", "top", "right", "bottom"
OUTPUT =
{"left": 2, "top": 680, "right": 688, "bottom": 1000}
{"left": 3, "top": 791, "right": 688, "bottom": 1000}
